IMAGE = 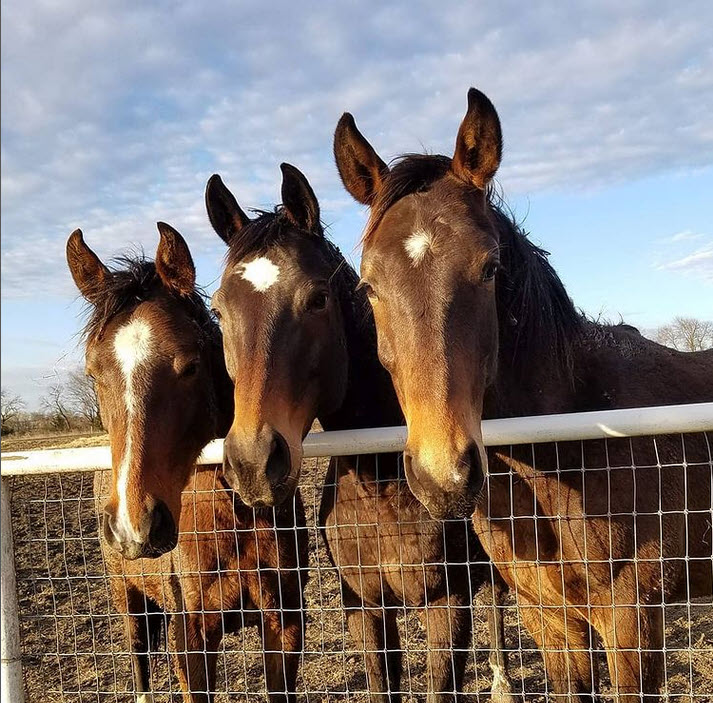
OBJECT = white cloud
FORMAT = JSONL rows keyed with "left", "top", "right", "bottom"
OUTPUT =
{"left": 654, "top": 226, "right": 713, "bottom": 283}
{"left": 657, "top": 244, "right": 713, "bottom": 282}
{"left": 1, "top": 0, "right": 713, "bottom": 299}
{"left": 669, "top": 229, "right": 704, "bottom": 242}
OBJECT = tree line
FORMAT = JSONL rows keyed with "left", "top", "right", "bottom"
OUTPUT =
{"left": 2, "top": 369, "right": 102, "bottom": 436}
{"left": 654, "top": 316, "right": 713, "bottom": 353}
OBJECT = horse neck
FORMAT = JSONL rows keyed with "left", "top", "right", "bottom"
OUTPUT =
{"left": 318, "top": 286, "right": 403, "bottom": 482}
{"left": 486, "top": 350, "right": 580, "bottom": 418}
{"left": 210, "top": 332, "right": 235, "bottom": 438}
{"left": 318, "top": 275, "right": 402, "bottom": 433}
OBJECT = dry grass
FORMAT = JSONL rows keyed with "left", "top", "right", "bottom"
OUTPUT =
{"left": 6, "top": 450, "right": 713, "bottom": 701}
{"left": 2, "top": 431, "right": 109, "bottom": 453}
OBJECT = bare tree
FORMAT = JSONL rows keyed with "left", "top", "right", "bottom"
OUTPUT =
{"left": 41, "top": 384, "right": 73, "bottom": 431}
{"left": 67, "top": 369, "right": 103, "bottom": 430}
{"left": 1, "top": 388, "right": 25, "bottom": 433}
{"left": 656, "top": 317, "right": 713, "bottom": 352}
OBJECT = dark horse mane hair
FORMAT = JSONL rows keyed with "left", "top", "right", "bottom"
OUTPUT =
{"left": 81, "top": 254, "right": 217, "bottom": 344}
{"left": 226, "top": 207, "right": 323, "bottom": 266}
{"left": 364, "top": 153, "right": 585, "bottom": 378}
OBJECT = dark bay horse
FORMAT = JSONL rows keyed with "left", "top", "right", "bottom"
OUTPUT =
{"left": 205, "top": 164, "right": 516, "bottom": 703}
{"left": 334, "top": 88, "right": 713, "bottom": 702}
{"left": 67, "top": 226, "right": 308, "bottom": 702}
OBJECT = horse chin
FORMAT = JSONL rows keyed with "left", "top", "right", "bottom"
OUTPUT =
{"left": 225, "top": 464, "right": 301, "bottom": 508}
{"left": 404, "top": 455, "right": 478, "bottom": 521}
{"left": 421, "top": 489, "right": 476, "bottom": 521}
{"left": 257, "top": 467, "right": 302, "bottom": 508}
{"left": 122, "top": 526, "right": 178, "bottom": 561}
{"left": 114, "top": 540, "right": 171, "bottom": 561}
{"left": 135, "top": 542, "right": 174, "bottom": 560}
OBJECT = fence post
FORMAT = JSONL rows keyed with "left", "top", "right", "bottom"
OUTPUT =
{"left": 1, "top": 477, "right": 25, "bottom": 703}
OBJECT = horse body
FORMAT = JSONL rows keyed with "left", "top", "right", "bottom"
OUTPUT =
{"left": 477, "top": 322, "right": 713, "bottom": 701}
{"left": 578, "top": 322, "right": 713, "bottom": 409}
{"left": 97, "top": 466, "right": 308, "bottom": 703}
{"left": 318, "top": 314, "right": 507, "bottom": 703}
{"left": 319, "top": 450, "right": 500, "bottom": 702}
{"left": 206, "top": 167, "right": 515, "bottom": 703}
{"left": 334, "top": 88, "right": 713, "bottom": 702}
{"left": 321, "top": 457, "right": 472, "bottom": 606}
{"left": 67, "top": 228, "right": 308, "bottom": 702}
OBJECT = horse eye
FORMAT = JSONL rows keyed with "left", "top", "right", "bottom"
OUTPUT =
{"left": 307, "top": 290, "right": 329, "bottom": 312}
{"left": 482, "top": 261, "right": 500, "bottom": 282}
{"left": 180, "top": 360, "right": 200, "bottom": 378}
{"left": 357, "top": 279, "right": 378, "bottom": 301}
{"left": 211, "top": 308, "right": 222, "bottom": 321}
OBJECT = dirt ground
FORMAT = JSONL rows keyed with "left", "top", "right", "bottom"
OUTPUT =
{"left": 6, "top": 438, "right": 713, "bottom": 702}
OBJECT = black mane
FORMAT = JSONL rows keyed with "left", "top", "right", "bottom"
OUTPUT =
{"left": 364, "top": 153, "right": 584, "bottom": 378}
{"left": 81, "top": 254, "right": 216, "bottom": 342}
{"left": 493, "top": 208, "right": 584, "bottom": 378}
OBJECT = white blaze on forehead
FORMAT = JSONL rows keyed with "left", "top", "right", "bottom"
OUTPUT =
{"left": 240, "top": 256, "right": 280, "bottom": 291}
{"left": 405, "top": 228, "right": 433, "bottom": 264}
{"left": 113, "top": 319, "right": 153, "bottom": 543}
{"left": 114, "top": 320, "right": 153, "bottom": 401}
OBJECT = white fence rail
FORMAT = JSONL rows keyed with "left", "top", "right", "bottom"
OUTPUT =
{"left": 2, "top": 402, "right": 712, "bottom": 703}
{"left": 3, "top": 402, "right": 712, "bottom": 476}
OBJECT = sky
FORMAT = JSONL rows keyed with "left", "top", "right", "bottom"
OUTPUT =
{"left": 2, "top": 0, "right": 712, "bottom": 409}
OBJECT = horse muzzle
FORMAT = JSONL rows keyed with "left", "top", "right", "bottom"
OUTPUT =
{"left": 222, "top": 426, "right": 299, "bottom": 507}
{"left": 403, "top": 441, "right": 485, "bottom": 520}
{"left": 102, "top": 499, "right": 178, "bottom": 560}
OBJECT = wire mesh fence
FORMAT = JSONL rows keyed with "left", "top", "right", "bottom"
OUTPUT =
{"left": 5, "top": 430, "right": 713, "bottom": 701}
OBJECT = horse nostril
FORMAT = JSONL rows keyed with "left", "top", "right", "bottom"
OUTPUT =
{"left": 222, "top": 437, "right": 234, "bottom": 473}
{"left": 102, "top": 508, "right": 119, "bottom": 546}
{"left": 148, "top": 500, "right": 177, "bottom": 554}
{"left": 265, "top": 431, "right": 291, "bottom": 486}
{"left": 222, "top": 436, "right": 240, "bottom": 486}
{"left": 461, "top": 442, "right": 484, "bottom": 492}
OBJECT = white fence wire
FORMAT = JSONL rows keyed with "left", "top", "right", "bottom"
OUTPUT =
{"left": 1, "top": 403, "right": 712, "bottom": 702}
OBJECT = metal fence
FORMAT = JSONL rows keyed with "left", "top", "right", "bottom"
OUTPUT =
{"left": 2, "top": 403, "right": 712, "bottom": 702}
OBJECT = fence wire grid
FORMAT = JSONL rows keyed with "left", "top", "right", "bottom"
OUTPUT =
{"left": 7, "top": 431, "right": 713, "bottom": 702}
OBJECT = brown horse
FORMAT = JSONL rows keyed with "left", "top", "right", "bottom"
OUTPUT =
{"left": 334, "top": 88, "right": 713, "bottom": 702}
{"left": 205, "top": 164, "right": 517, "bottom": 703}
{"left": 67, "top": 226, "right": 308, "bottom": 702}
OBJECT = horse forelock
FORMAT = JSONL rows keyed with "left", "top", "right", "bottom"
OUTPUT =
{"left": 80, "top": 254, "right": 216, "bottom": 345}
{"left": 224, "top": 208, "right": 324, "bottom": 268}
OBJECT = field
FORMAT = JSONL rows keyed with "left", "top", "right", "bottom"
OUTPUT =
{"left": 5, "top": 434, "right": 713, "bottom": 701}
{"left": 2, "top": 431, "right": 109, "bottom": 453}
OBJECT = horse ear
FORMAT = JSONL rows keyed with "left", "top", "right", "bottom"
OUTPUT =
{"left": 451, "top": 88, "right": 502, "bottom": 190}
{"left": 66, "top": 229, "right": 110, "bottom": 303}
{"left": 280, "top": 163, "right": 321, "bottom": 234}
{"left": 205, "top": 174, "right": 250, "bottom": 245}
{"left": 155, "top": 222, "right": 195, "bottom": 296}
{"left": 333, "top": 113, "right": 389, "bottom": 206}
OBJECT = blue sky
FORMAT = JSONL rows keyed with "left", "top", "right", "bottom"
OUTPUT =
{"left": 2, "top": 1, "right": 712, "bottom": 408}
